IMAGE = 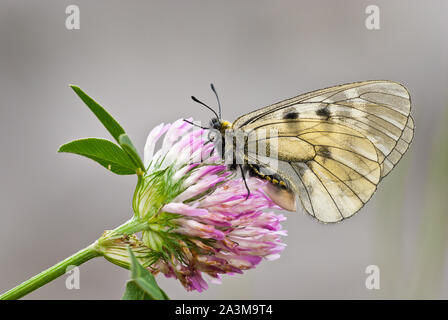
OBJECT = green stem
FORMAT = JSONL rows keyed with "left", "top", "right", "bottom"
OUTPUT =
{"left": 0, "top": 218, "right": 148, "bottom": 300}
{"left": 0, "top": 244, "right": 99, "bottom": 300}
{"left": 111, "top": 217, "right": 147, "bottom": 236}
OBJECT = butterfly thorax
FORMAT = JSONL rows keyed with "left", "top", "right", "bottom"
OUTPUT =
{"left": 209, "top": 117, "right": 289, "bottom": 189}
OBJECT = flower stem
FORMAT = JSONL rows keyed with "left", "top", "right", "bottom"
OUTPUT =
{"left": 0, "top": 244, "right": 99, "bottom": 300}
{"left": 110, "top": 217, "right": 148, "bottom": 236}
{"left": 0, "top": 218, "right": 148, "bottom": 300}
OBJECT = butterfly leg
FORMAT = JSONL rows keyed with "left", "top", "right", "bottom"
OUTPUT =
{"left": 209, "top": 145, "right": 215, "bottom": 158}
{"left": 202, "top": 138, "right": 216, "bottom": 159}
{"left": 239, "top": 164, "right": 251, "bottom": 200}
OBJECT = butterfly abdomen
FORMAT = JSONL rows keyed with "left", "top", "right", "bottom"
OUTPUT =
{"left": 247, "top": 164, "right": 288, "bottom": 189}
{"left": 247, "top": 163, "right": 297, "bottom": 212}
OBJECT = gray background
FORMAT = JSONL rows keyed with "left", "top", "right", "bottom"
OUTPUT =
{"left": 0, "top": 0, "right": 447, "bottom": 299}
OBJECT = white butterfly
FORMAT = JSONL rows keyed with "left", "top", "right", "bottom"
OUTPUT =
{"left": 203, "top": 80, "right": 414, "bottom": 223}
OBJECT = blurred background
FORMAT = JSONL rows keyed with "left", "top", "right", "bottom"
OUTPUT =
{"left": 0, "top": 0, "right": 447, "bottom": 299}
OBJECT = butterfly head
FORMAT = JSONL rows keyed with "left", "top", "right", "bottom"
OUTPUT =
{"left": 210, "top": 118, "right": 232, "bottom": 135}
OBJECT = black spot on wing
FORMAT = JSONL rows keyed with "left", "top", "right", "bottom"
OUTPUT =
{"left": 316, "top": 107, "right": 331, "bottom": 120}
{"left": 318, "top": 146, "right": 332, "bottom": 159}
{"left": 283, "top": 112, "right": 299, "bottom": 119}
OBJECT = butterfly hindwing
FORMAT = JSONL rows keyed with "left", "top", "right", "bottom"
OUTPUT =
{"left": 244, "top": 124, "right": 380, "bottom": 222}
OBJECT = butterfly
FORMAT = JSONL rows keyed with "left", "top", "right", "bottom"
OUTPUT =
{"left": 188, "top": 80, "right": 414, "bottom": 223}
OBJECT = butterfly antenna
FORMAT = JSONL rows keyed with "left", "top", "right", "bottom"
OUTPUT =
{"left": 183, "top": 119, "right": 209, "bottom": 130}
{"left": 210, "top": 83, "right": 222, "bottom": 119}
{"left": 191, "top": 96, "right": 220, "bottom": 119}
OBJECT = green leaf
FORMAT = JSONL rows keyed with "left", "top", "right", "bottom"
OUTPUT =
{"left": 122, "top": 247, "right": 168, "bottom": 300}
{"left": 119, "top": 134, "right": 145, "bottom": 171}
{"left": 70, "top": 85, "right": 126, "bottom": 143}
{"left": 58, "top": 138, "right": 138, "bottom": 175}
{"left": 122, "top": 281, "right": 153, "bottom": 300}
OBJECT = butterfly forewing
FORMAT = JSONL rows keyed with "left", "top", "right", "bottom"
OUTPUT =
{"left": 232, "top": 81, "right": 414, "bottom": 223}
